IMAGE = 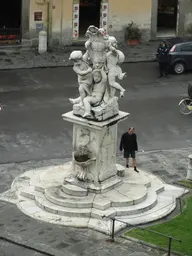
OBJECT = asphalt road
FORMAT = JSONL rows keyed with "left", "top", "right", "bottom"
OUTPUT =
{"left": 0, "top": 62, "right": 192, "bottom": 163}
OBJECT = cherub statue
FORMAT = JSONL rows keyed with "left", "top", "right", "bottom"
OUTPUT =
{"left": 84, "top": 25, "right": 99, "bottom": 50}
{"left": 83, "top": 25, "right": 109, "bottom": 69}
{"left": 106, "top": 36, "right": 126, "bottom": 98}
{"left": 83, "top": 68, "right": 107, "bottom": 118}
{"left": 69, "top": 51, "right": 93, "bottom": 106}
{"left": 69, "top": 68, "right": 107, "bottom": 118}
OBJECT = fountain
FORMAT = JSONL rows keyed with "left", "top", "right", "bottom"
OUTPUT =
{"left": 0, "top": 26, "right": 187, "bottom": 234}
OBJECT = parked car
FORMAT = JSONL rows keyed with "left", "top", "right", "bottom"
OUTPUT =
{"left": 156, "top": 38, "right": 192, "bottom": 75}
{"left": 168, "top": 41, "right": 192, "bottom": 74}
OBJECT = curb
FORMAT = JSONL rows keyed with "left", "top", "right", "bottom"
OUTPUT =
{"left": 0, "top": 57, "right": 156, "bottom": 71}
{"left": 0, "top": 148, "right": 191, "bottom": 165}
{"left": 137, "top": 147, "right": 192, "bottom": 155}
{"left": 121, "top": 235, "right": 185, "bottom": 256}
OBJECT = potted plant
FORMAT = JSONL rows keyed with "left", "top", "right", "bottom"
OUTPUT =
{"left": 124, "top": 22, "right": 142, "bottom": 46}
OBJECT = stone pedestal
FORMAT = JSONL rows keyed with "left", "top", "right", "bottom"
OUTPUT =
{"left": 186, "top": 154, "right": 192, "bottom": 180}
{"left": 62, "top": 111, "right": 129, "bottom": 184}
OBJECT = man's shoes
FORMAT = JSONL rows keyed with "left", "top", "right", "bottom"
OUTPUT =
{"left": 126, "top": 164, "right": 129, "bottom": 168}
{"left": 134, "top": 167, "right": 139, "bottom": 173}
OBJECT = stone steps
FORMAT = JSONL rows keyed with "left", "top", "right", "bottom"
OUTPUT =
{"left": 44, "top": 183, "right": 148, "bottom": 210}
{"left": 88, "top": 187, "right": 181, "bottom": 234}
{"left": 33, "top": 187, "right": 158, "bottom": 219}
{"left": 98, "top": 176, "right": 123, "bottom": 193}
{"left": 62, "top": 176, "right": 123, "bottom": 195}
{"left": 116, "top": 190, "right": 177, "bottom": 228}
{"left": 17, "top": 185, "right": 184, "bottom": 235}
{"left": 45, "top": 187, "right": 95, "bottom": 208}
{"left": 61, "top": 184, "right": 88, "bottom": 197}
{"left": 6, "top": 166, "right": 187, "bottom": 235}
{"left": 20, "top": 186, "right": 35, "bottom": 200}
{"left": 147, "top": 173, "right": 165, "bottom": 194}
{"left": 91, "top": 189, "right": 157, "bottom": 219}
{"left": 35, "top": 191, "right": 92, "bottom": 218}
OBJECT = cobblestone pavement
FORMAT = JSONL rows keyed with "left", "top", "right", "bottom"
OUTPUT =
{"left": 0, "top": 148, "right": 190, "bottom": 256}
{"left": 0, "top": 42, "right": 157, "bottom": 70}
{"left": 0, "top": 240, "right": 44, "bottom": 256}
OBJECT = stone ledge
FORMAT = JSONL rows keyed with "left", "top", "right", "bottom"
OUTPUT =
{"left": 62, "top": 111, "right": 129, "bottom": 129}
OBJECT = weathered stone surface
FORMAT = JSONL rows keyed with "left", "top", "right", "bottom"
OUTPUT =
{"left": 62, "top": 111, "right": 129, "bottom": 183}
{"left": 0, "top": 149, "right": 189, "bottom": 256}
{"left": 69, "top": 25, "right": 126, "bottom": 120}
{"left": 186, "top": 154, "right": 192, "bottom": 180}
{"left": 73, "top": 97, "right": 119, "bottom": 121}
{"left": 0, "top": 164, "right": 187, "bottom": 235}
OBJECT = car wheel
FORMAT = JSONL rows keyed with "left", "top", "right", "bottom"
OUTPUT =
{"left": 173, "top": 62, "right": 185, "bottom": 74}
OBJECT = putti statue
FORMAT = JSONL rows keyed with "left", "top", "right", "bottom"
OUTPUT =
{"left": 69, "top": 25, "right": 126, "bottom": 121}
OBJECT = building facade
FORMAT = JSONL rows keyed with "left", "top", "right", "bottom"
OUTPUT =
{"left": 1, "top": 0, "right": 192, "bottom": 46}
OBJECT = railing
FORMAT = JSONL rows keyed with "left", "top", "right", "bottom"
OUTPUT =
{"left": 104, "top": 192, "right": 188, "bottom": 256}
{"left": 0, "top": 28, "right": 21, "bottom": 44}
{"left": 110, "top": 217, "right": 182, "bottom": 256}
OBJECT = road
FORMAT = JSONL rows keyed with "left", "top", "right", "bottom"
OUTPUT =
{"left": 0, "top": 62, "right": 192, "bottom": 164}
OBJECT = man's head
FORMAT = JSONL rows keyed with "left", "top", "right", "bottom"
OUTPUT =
{"left": 93, "top": 70, "right": 102, "bottom": 83}
{"left": 128, "top": 127, "right": 135, "bottom": 135}
{"left": 161, "top": 40, "right": 166, "bottom": 47}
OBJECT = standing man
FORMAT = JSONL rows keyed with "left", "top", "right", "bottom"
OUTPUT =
{"left": 156, "top": 40, "right": 170, "bottom": 78}
{"left": 119, "top": 127, "right": 139, "bottom": 173}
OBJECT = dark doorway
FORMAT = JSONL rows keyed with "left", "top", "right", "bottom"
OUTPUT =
{"left": 0, "top": 0, "right": 22, "bottom": 44}
{"left": 157, "top": 0, "right": 178, "bottom": 37}
{"left": 79, "top": 0, "right": 101, "bottom": 37}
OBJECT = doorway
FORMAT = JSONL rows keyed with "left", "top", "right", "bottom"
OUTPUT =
{"left": 157, "top": 0, "right": 178, "bottom": 37}
{"left": 0, "top": 0, "right": 22, "bottom": 44}
{"left": 79, "top": 0, "right": 101, "bottom": 37}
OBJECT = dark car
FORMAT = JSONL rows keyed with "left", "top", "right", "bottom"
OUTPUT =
{"left": 168, "top": 41, "right": 192, "bottom": 74}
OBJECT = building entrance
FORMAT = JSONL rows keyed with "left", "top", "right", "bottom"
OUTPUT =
{"left": 157, "top": 0, "right": 178, "bottom": 37}
{"left": 79, "top": 0, "right": 101, "bottom": 36}
{"left": 0, "top": 0, "right": 22, "bottom": 44}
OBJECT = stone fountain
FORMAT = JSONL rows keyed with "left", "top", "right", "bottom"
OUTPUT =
{"left": 0, "top": 26, "right": 187, "bottom": 234}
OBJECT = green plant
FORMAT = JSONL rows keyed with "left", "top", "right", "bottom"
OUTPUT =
{"left": 124, "top": 22, "right": 142, "bottom": 40}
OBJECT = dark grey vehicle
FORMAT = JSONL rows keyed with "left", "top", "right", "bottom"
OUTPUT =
{"left": 168, "top": 41, "right": 192, "bottom": 74}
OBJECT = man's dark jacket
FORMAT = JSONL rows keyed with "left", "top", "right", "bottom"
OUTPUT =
{"left": 188, "top": 83, "right": 192, "bottom": 99}
{"left": 120, "top": 132, "right": 138, "bottom": 151}
{"left": 156, "top": 44, "right": 170, "bottom": 63}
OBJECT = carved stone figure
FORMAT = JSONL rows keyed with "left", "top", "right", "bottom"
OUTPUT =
{"left": 69, "top": 25, "right": 126, "bottom": 121}
{"left": 69, "top": 51, "right": 93, "bottom": 106}
{"left": 107, "top": 36, "right": 126, "bottom": 98}
{"left": 83, "top": 25, "right": 109, "bottom": 69}
{"left": 83, "top": 68, "right": 107, "bottom": 118}
{"left": 70, "top": 68, "right": 107, "bottom": 118}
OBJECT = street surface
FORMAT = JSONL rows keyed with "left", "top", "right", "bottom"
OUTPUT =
{"left": 0, "top": 62, "right": 192, "bottom": 164}
{"left": 0, "top": 62, "right": 192, "bottom": 256}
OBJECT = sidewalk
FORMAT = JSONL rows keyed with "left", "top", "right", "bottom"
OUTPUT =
{"left": 0, "top": 42, "right": 157, "bottom": 70}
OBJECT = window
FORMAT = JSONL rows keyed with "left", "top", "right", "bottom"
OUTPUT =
{"left": 181, "top": 44, "right": 192, "bottom": 52}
